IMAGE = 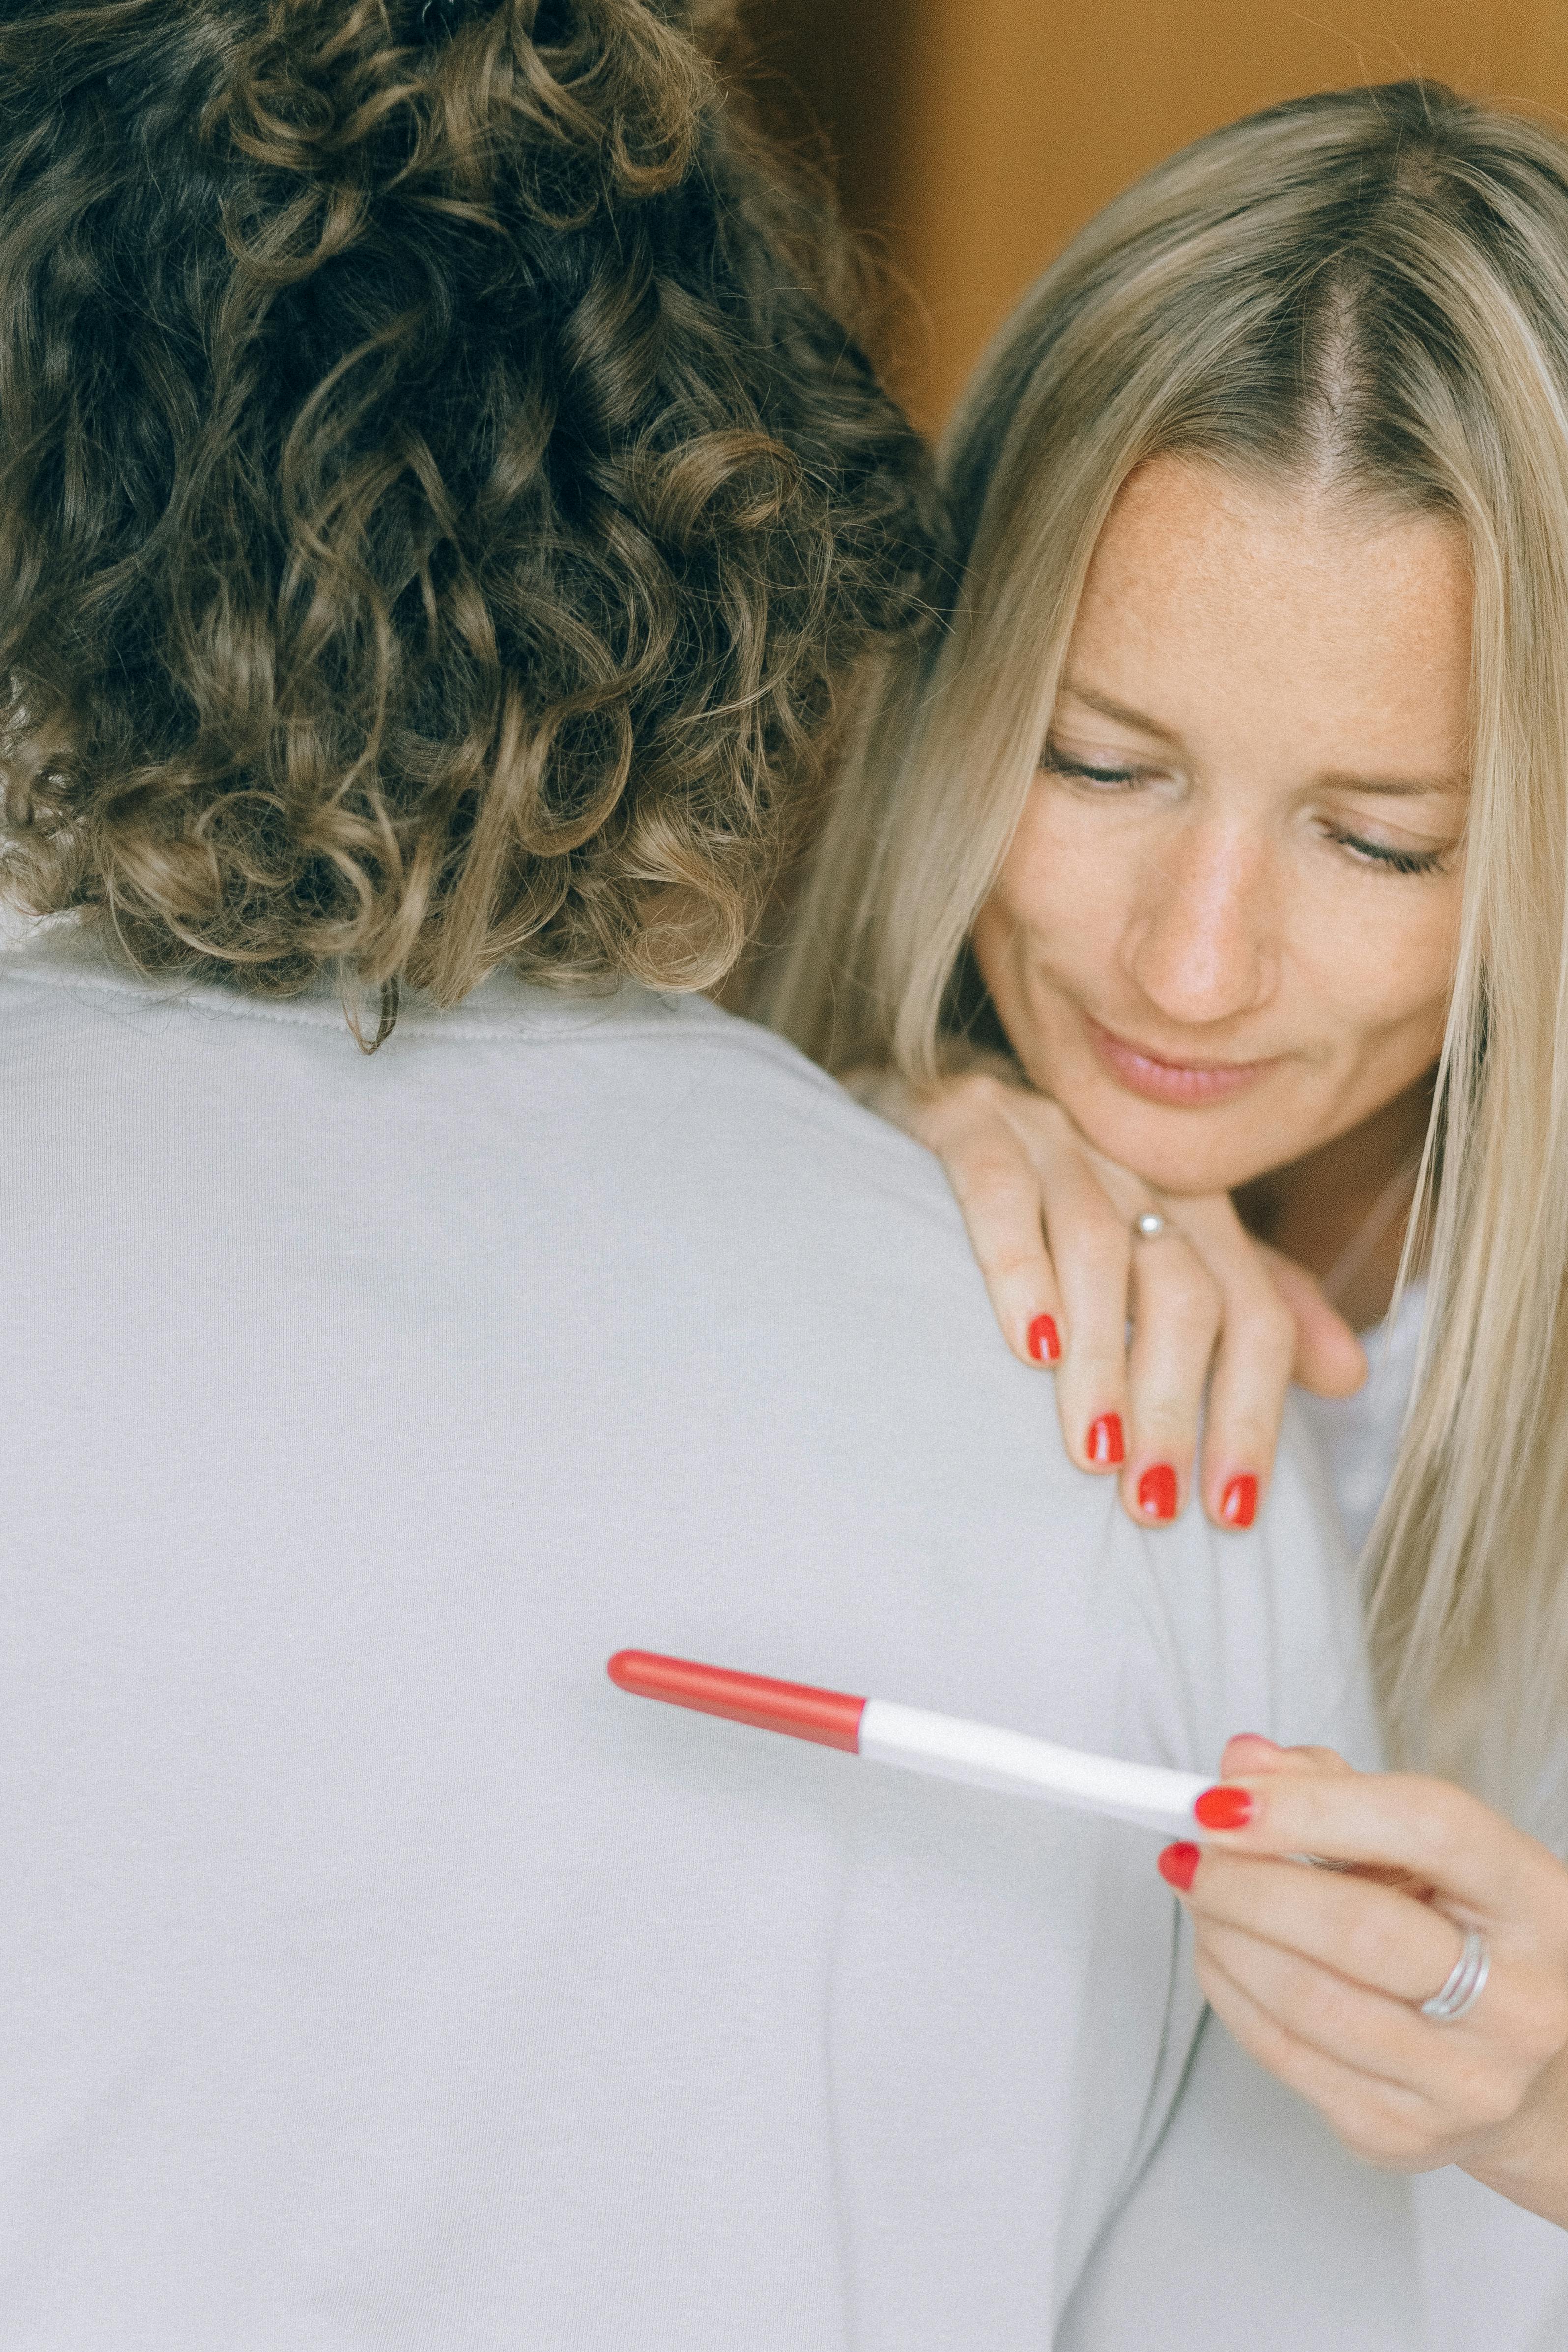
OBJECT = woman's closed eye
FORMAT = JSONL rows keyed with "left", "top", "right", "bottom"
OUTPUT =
{"left": 1318, "top": 822, "right": 1453, "bottom": 877}
{"left": 1040, "top": 740, "right": 1156, "bottom": 789}
{"left": 1043, "top": 737, "right": 1457, "bottom": 876}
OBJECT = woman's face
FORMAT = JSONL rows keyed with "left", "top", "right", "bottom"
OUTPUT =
{"left": 970, "top": 455, "right": 1471, "bottom": 1197}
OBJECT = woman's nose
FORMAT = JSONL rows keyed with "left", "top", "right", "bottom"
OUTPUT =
{"left": 1124, "top": 828, "right": 1276, "bottom": 1029}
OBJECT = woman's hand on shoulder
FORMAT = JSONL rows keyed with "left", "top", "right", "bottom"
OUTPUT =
{"left": 1165, "top": 1737, "right": 1568, "bottom": 2228}
{"left": 851, "top": 1060, "right": 1367, "bottom": 1533}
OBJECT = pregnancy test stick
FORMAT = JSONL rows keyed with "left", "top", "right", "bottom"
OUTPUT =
{"left": 608, "top": 1650, "right": 1208, "bottom": 1834}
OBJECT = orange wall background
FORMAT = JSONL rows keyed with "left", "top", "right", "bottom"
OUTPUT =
{"left": 740, "top": 0, "right": 1568, "bottom": 429}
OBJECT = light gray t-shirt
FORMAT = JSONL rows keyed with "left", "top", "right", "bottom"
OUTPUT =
{"left": 1301, "top": 1284, "right": 1568, "bottom": 2352}
{"left": 1298, "top": 1277, "right": 1428, "bottom": 1560}
{"left": 0, "top": 927, "right": 1413, "bottom": 2348}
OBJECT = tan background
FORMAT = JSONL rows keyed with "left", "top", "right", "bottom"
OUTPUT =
{"left": 738, "top": 0, "right": 1568, "bottom": 429}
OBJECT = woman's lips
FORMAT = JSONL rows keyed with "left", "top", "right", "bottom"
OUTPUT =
{"left": 1084, "top": 1015, "right": 1278, "bottom": 1106}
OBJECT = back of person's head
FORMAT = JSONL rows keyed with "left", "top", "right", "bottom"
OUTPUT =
{"left": 0, "top": 0, "right": 939, "bottom": 1019}
{"left": 766, "top": 79, "right": 1568, "bottom": 1814}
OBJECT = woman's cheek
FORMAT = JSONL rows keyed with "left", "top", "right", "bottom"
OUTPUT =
{"left": 1287, "top": 860, "right": 1459, "bottom": 1064}
{"left": 987, "top": 792, "right": 1145, "bottom": 982}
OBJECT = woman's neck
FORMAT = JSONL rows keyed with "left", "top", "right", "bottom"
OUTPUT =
{"left": 1233, "top": 1073, "right": 1436, "bottom": 1332}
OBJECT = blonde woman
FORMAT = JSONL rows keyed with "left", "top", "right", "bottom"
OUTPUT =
{"left": 767, "top": 80, "right": 1568, "bottom": 2345}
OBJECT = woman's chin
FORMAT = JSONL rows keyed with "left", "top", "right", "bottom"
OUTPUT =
{"left": 1064, "top": 1088, "right": 1285, "bottom": 1200}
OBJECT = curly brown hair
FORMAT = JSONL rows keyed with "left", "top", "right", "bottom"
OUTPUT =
{"left": 0, "top": 0, "right": 939, "bottom": 1030}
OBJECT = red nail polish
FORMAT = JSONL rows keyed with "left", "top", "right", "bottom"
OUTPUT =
{"left": 1194, "top": 1785, "right": 1254, "bottom": 1831}
{"left": 1158, "top": 1841, "right": 1199, "bottom": 1892}
{"left": 1027, "top": 1312, "right": 1061, "bottom": 1365}
{"left": 1137, "top": 1463, "right": 1178, "bottom": 1520}
{"left": 1087, "top": 1412, "right": 1125, "bottom": 1467}
{"left": 1220, "top": 1474, "right": 1258, "bottom": 1529}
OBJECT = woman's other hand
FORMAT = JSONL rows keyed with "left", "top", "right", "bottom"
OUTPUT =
{"left": 853, "top": 1062, "right": 1367, "bottom": 1531}
{"left": 1160, "top": 1737, "right": 1568, "bottom": 2227}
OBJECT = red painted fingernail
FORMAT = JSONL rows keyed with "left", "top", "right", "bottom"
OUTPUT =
{"left": 1137, "top": 1463, "right": 1178, "bottom": 1520}
{"left": 1194, "top": 1785, "right": 1254, "bottom": 1831}
{"left": 1158, "top": 1841, "right": 1199, "bottom": 1892}
{"left": 1027, "top": 1312, "right": 1061, "bottom": 1365}
{"left": 1220, "top": 1474, "right": 1258, "bottom": 1529}
{"left": 1086, "top": 1412, "right": 1125, "bottom": 1467}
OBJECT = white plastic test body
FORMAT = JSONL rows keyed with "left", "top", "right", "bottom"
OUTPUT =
{"left": 857, "top": 1699, "right": 1209, "bottom": 1833}
{"left": 608, "top": 1650, "right": 1209, "bottom": 1835}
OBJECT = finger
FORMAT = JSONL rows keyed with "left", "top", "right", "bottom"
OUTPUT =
{"left": 1034, "top": 1140, "right": 1137, "bottom": 1476}
{"left": 936, "top": 1114, "right": 1067, "bottom": 1372}
{"left": 1180, "top": 1844, "right": 1464, "bottom": 2005}
{"left": 1192, "top": 1764, "right": 1565, "bottom": 1926}
{"left": 1199, "top": 1901, "right": 1564, "bottom": 2108}
{"left": 1169, "top": 1195, "right": 1297, "bottom": 1529}
{"left": 1120, "top": 1225, "right": 1223, "bottom": 1523}
{"left": 1256, "top": 1244, "right": 1369, "bottom": 1400}
{"left": 1197, "top": 1944, "right": 1445, "bottom": 2170}
{"left": 1209, "top": 1738, "right": 1428, "bottom": 1895}
{"left": 1198, "top": 1915, "right": 1443, "bottom": 2090}
{"left": 879, "top": 1071, "right": 1070, "bottom": 1372}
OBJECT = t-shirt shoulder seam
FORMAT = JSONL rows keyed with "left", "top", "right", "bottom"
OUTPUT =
{"left": 0, "top": 950, "right": 858, "bottom": 1092}
{"left": 0, "top": 946, "right": 931, "bottom": 1174}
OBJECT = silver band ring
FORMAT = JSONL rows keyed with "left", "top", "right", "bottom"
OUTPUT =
{"left": 1419, "top": 1927, "right": 1490, "bottom": 2023}
{"left": 1134, "top": 1210, "right": 1168, "bottom": 1241}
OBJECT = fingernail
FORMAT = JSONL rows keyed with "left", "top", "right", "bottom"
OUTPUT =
{"left": 1194, "top": 1785, "right": 1254, "bottom": 1831}
{"left": 1086, "top": 1412, "right": 1125, "bottom": 1467}
{"left": 1158, "top": 1841, "right": 1199, "bottom": 1892}
{"left": 1137, "top": 1463, "right": 1178, "bottom": 1521}
{"left": 1027, "top": 1312, "right": 1061, "bottom": 1365}
{"left": 1220, "top": 1474, "right": 1258, "bottom": 1529}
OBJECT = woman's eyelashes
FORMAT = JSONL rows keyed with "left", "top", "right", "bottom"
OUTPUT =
{"left": 1040, "top": 742, "right": 1152, "bottom": 789}
{"left": 1043, "top": 741, "right": 1454, "bottom": 878}
{"left": 1319, "top": 823, "right": 1450, "bottom": 877}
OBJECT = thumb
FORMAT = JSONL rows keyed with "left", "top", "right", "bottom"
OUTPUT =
{"left": 1221, "top": 1732, "right": 1356, "bottom": 1778}
{"left": 1259, "top": 1245, "right": 1368, "bottom": 1400}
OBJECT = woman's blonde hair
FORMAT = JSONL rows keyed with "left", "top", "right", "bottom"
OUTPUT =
{"left": 764, "top": 79, "right": 1568, "bottom": 1817}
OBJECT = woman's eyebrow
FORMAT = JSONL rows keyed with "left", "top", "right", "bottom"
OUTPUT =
{"left": 1056, "top": 680, "right": 1181, "bottom": 742}
{"left": 1315, "top": 770, "right": 1467, "bottom": 799}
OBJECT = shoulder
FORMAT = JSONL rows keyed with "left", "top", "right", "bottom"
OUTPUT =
{"left": 0, "top": 923, "right": 968, "bottom": 1252}
{"left": 597, "top": 990, "right": 952, "bottom": 1185}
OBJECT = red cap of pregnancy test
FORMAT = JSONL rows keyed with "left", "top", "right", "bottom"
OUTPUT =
{"left": 607, "top": 1650, "right": 866, "bottom": 1753}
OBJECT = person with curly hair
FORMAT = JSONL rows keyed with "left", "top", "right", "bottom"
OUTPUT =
{"left": 0, "top": 4, "right": 1412, "bottom": 2344}
{"left": 0, "top": 0, "right": 934, "bottom": 1009}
